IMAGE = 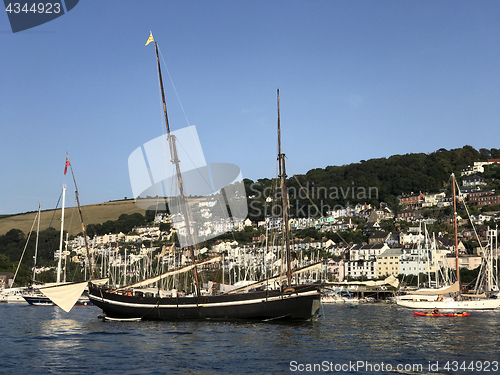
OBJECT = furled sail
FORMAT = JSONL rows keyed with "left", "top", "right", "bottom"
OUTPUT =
{"left": 114, "top": 256, "right": 222, "bottom": 291}
{"left": 227, "top": 262, "right": 323, "bottom": 294}
{"left": 411, "top": 281, "right": 460, "bottom": 295}
{"left": 324, "top": 275, "right": 400, "bottom": 288}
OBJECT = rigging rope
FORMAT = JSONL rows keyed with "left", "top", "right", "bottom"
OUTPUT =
{"left": 12, "top": 210, "right": 38, "bottom": 285}
{"left": 285, "top": 157, "right": 350, "bottom": 247}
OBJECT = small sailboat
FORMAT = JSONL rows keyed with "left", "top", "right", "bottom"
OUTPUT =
{"left": 87, "top": 34, "right": 321, "bottom": 321}
{"left": 397, "top": 174, "right": 500, "bottom": 311}
{"left": 0, "top": 204, "right": 42, "bottom": 303}
{"left": 24, "top": 156, "right": 98, "bottom": 311}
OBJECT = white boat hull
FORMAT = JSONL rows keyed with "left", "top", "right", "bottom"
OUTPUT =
{"left": 397, "top": 298, "right": 500, "bottom": 310}
{"left": 5, "top": 294, "right": 27, "bottom": 303}
{"left": 0, "top": 288, "right": 29, "bottom": 303}
{"left": 321, "top": 295, "right": 359, "bottom": 304}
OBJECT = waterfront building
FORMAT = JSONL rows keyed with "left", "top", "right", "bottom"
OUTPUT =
{"left": 376, "top": 248, "right": 403, "bottom": 277}
{"left": 345, "top": 243, "right": 390, "bottom": 279}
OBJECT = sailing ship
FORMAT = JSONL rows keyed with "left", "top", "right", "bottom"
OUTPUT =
{"left": 87, "top": 34, "right": 321, "bottom": 321}
{"left": 23, "top": 186, "right": 67, "bottom": 307}
{"left": 23, "top": 157, "right": 97, "bottom": 311}
{"left": 397, "top": 173, "right": 500, "bottom": 311}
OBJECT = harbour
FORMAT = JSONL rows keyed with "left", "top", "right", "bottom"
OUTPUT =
{"left": 2, "top": 3, "right": 500, "bottom": 374}
{"left": 1, "top": 302, "right": 498, "bottom": 374}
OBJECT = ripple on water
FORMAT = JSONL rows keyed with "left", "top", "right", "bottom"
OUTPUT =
{"left": 1, "top": 303, "right": 499, "bottom": 374}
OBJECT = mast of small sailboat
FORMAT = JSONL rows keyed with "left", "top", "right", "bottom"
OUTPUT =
{"left": 57, "top": 186, "right": 66, "bottom": 283}
{"left": 32, "top": 202, "right": 41, "bottom": 282}
{"left": 452, "top": 173, "right": 460, "bottom": 290}
{"left": 153, "top": 41, "right": 200, "bottom": 295}
{"left": 277, "top": 89, "right": 292, "bottom": 288}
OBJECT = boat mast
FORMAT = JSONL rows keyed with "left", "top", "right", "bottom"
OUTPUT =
{"left": 154, "top": 41, "right": 200, "bottom": 295}
{"left": 32, "top": 202, "right": 41, "bottom": 283}
{"left": 67, "top": 154, "right": 94, "bottom": 279}
{"left": 452, "top": 173, "right": 460, "bottom": 289}
{"left": 57, "top": 186, "right": 66, "bottom": 284}
{"left": 277, "top": 89, "right": 292, "bottom": 288}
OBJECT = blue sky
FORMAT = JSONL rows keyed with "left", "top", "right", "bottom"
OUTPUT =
{"left": 1, "top": 1, "right": 499, "bottom": 215}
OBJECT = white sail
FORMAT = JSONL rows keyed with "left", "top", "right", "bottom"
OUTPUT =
{"left": 325, "top": 275, "right": 400, "bottom": 288}
{"left": 38, "top": 278, "right": 108, "bottom": 312}
{"left": 39, "top": 281, "right": 88, "bottom": 313}
{"left": 411, "top": 281, "right": 460, "bottom": 295}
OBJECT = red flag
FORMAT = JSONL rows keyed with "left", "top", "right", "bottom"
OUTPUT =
{"left": 64, "top": 155, "right": 70, "bottom": 175}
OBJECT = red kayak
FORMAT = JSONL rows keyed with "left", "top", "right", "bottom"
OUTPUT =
{"left": 413, "top": 311, "right": 470, "bottom": 317}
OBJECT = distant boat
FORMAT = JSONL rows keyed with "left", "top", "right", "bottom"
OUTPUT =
{"left": 0, "top": 287, "right": 26, "bottom": 303}
{"left": 23, "top": 157, "right": 97, "bottom": 312}
{"left": 397, "top": 174, "right": 500, "bottom": 311}
{"left": 1, "top": 203, "right": 43, "bottom": 304}
{"left": 23, "top": 288, "right": 93, "bottom": 307}
{"left": 22, "top": 189, "right": 67, "bottom": 308}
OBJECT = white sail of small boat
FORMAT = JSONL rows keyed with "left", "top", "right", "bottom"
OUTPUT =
{"left": 24, "top": 155, "right": 97, "bottom": 311}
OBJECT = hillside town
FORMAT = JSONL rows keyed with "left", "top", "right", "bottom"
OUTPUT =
{"left": 51, "top": 160, "right": 500, "bottom": 287}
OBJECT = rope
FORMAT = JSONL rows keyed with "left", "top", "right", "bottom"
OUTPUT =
{"left": 12, "top": 211, "right": 38, "bottom": 285}
{"left": 157, "top": 45, "right": 191, "bottom": 128}
{"left": 285, "top": 158, "right": 350, "bottom": 247}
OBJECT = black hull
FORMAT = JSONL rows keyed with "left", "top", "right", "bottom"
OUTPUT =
{"left": 23, "top": 295, "right": 93, "bottom": 307}
{"left": 23, "top": 296, "right": 54, "bottom": 306}
{"left": 88, "top": 284, "right": 321, "bottom": 321}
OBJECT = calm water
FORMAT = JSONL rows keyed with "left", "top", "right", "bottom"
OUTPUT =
{"left": 0, "top": 302, "right": 498, "bottom": 374}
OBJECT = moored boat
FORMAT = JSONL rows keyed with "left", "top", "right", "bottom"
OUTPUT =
{"left": 89, "top": 283, "right": 320, "bottom": 321}
{"left": 23, "top": 288, "right": 93, "bottom": 307}
{"left": 86, "top": 34, "right": 321, "bottom": 322}
{"left": 397, "top": 174, "right": 500, "bottom": 311}
{"left": 0, "top": 287, "right": 28, "bottom": 303}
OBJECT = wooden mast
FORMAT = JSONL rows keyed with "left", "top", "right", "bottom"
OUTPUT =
{"left": 277, "top": 89, "right": 292, "bottom": 288}
{"left": 154, "top": 41, "right": 200, "bottom": 295}
{"left": 67, "top": 154, "right": 93, "bottom": 279}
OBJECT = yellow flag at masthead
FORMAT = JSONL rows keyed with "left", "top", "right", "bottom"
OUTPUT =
{"left": 145, "top": 32, "right": 154, "bottom": 46}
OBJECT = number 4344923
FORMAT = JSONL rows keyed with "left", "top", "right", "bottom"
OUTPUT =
{"left": 444, "top": 361, "right": 498, "bottom": 372}
{"left": 5, "top": 3, "right": 62, "bottom": 14}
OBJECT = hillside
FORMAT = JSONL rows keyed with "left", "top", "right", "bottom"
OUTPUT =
{"left": 0, "top": 199, "right": 152, "bottom": 237}
{"left": 245, "top": 146, "right": 500, "bottom": 220}
{"left": 2, "top": 146, "right": 499, "bottom": 235}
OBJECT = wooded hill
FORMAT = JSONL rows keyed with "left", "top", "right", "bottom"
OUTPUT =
{"left": 2, "top": 146, "right": 499, "bottom": 233}
{"left": 2, "top": 145, "right": 499, "bottom": 285}
{"left": 245, "top": 146, "right": 500, "bottom": 220}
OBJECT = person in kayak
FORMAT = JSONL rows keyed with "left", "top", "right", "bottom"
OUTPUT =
{"left": 433, "top": 307, "right": 439, "bottom": 314}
